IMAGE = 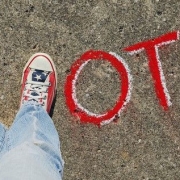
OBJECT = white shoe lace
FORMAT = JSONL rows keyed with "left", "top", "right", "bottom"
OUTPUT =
{"left": 23, "top": 80, "right": 50, "bottom": 105}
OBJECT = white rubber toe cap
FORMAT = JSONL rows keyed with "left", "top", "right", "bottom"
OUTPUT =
{"left": 28, "top": 53, "right": 53, "bottom": 71}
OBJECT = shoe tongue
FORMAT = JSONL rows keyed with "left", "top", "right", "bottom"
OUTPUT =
{"left": 31, "top": 92, "right": 39, "bottom": 96}
{"left": 31, "top": 69, "right": 49, "bottom": 83}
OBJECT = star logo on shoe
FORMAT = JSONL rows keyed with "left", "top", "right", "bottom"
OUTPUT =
{"left": 32, "top": 69, "right": 50, "bottom": 82}
{"left": 34, "top": 74, "right": 42, "bottom": 81}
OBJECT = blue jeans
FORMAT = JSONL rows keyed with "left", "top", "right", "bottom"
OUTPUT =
{"left": 0, "top": 102, "right": 64, "bottom": 180}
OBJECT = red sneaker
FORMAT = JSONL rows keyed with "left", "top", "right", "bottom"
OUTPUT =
{"left": 20, "top": 53, "right": 57, "bottom": 113}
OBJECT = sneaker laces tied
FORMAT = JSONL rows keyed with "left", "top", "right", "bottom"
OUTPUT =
{"left": 24, "top": 80, "right": 50, "bottom": 104}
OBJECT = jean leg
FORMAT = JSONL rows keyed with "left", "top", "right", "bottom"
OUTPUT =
{"left": 0, "top": 122, "right": 6, "bottom": 159}
{"left": 6, "top": 101, "right": 64, "bottom": 178}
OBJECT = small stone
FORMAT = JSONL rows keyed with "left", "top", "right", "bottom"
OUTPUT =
{"left": 162, "top": 18, "right": 166, "bottom": 22}
{"left": 112, "top": 0, "right": 118, "bottom": 3}
{"left": 0, "top": 95, "right": 4, "bottom": 100}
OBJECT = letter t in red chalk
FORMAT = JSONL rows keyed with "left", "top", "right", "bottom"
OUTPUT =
{"left": 124, "top": 31, "right": 179, "bottom": 110}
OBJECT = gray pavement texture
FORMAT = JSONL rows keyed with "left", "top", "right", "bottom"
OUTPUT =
{"left": 0, "top": 0, "right": 180, "bottom": 179}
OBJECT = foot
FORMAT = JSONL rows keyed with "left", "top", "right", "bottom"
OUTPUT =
{"left": 20, "top": 53, "right": 57, "bottom": 113}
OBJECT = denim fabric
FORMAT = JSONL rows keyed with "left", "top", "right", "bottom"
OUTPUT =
{"left": 0, "top": 102, "right": 64, "bottom": 180}
{"left": 0, "top": 123, "right": 6, "bottom": 159}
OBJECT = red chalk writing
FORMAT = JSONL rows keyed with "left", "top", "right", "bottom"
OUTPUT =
{"left": 64, "top": 50, "right": 132, "bottom": 126}
{"left": 124, "top": 31, "right": 179, "bottom": 110}
{"left": 65, "top": 31, "right": 179, "bottom": 126}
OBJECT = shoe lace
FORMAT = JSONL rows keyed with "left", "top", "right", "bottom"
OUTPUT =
{"left": 23, "top": 80, "right": 50, "bottom": 105}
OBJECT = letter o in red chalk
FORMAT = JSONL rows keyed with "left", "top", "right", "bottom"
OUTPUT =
{"left": 64, "top": 50, "right": 132, "bottom": 126}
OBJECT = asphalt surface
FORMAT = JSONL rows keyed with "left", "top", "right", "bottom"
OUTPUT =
{"left": 0, "top": 0, "right": 180, "bottom": 179}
